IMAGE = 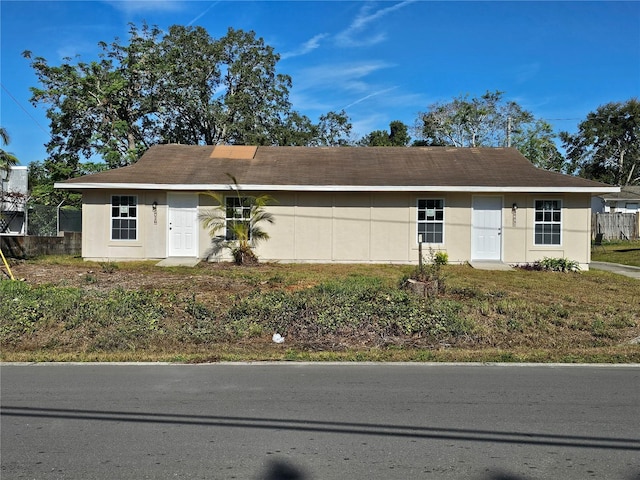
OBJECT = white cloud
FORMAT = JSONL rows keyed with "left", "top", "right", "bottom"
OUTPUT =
{"left": 335, "top": 0, "right": 416, "bottom": 47}
{"left": 187, "top": 1, "right": 220, "bottom": 26}
{"left": 341, "top": 86, "right": 398, "bottom": 110}
{"left": 104, "top": 0, "right": 184, "bottom": 15}
{"left": 295, "top": 61, "right": 394, "bottom": 93}
{"left": 280, "top": 34, "right": 329, "bottom": 60}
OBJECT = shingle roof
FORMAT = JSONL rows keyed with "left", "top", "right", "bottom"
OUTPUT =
{"left": 58, "top": 145, "right": 618, "bottom": 193}
{"left": 599, "top": 186, "right": 640, "bottom": 200}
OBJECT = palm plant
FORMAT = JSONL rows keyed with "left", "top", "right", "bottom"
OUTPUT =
{"left": 0, "top": 127, "right": 19, "bottom": 175}
{"left": 199, "top": 176, "right": 275, "bottom": 265}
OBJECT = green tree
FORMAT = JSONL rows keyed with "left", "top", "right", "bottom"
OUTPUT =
{"left": 512, "top": 119, "right": 565, "bottom": 172}
{"left": 314, "top": 110, "right": 353, "bottom": 146}
{"left": 272, "top": 112, "right": 318, "bottom": 146}
{"left": 153, "top": 26, "right": 295, "bottom": 146}
{"left": 24, "top": 23, "right": 162, "bottom": 173}
{"left": 0, "top": 127, "right": 19, "bottom": 174}
{"left": 199, "top": 177, "right": 275, "bottom": 265}
{"left": 415, "top": 91, "right": 533, "bottom": 148}
{"left": 24, "top": 24, "right": 352, "bottom": 175}
{"left": 358, "top": 120, "right": 410, "bottom": 146}
{"left": 560, "top": 98, "right": 640, "bottom": 185}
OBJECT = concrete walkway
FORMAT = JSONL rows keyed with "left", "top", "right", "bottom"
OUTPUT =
{"left": 469, "top": 261, "right": 513, "bottom": 271}
{"left": 156, "top": 257, "right": 201, "bottom": 267}
{"left": 590, "top": 261, "right": 640, "bottom": 279}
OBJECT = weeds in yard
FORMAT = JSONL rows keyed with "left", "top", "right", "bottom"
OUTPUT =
{"left": 1, "top": 260, "right": 639, "bottom": 362}
{"left": 0, "top": 282, "right": 166, "bottom": 351}
{"left": 100, "top": 261, "right": 119, "bottom": 273}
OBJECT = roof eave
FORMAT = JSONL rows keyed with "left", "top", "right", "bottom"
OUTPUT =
{"left": 54, "top": 182, "right": 621, "bottom": 194}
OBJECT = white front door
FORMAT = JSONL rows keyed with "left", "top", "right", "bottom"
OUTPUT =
{"left": 472, "top": 196, "right": 502, "bottom": 260}
{"left": 168, "top": 193, "right": 198, "bottom": 257}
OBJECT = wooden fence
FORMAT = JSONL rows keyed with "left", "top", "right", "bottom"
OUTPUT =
{"left": 592, "top": 212, "right": 639, "bottom": 240}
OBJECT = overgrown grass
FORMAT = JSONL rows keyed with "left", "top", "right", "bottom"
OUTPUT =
{"left": 591, "top": 239, "right": 640, "bottom": 267}
{"left": 1, "top": 260, "right": 639, "bottom": 363}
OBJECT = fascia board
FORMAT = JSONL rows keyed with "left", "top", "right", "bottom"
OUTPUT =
{"left": 54, "top": 182, "right": 621, "bottom": 194}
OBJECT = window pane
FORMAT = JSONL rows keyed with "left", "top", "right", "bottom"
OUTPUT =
{"left": 417, "top": 199, "right": 444, "bottom": 244}
{"left": 534, "top": 199, "right": 561, "bottom": 245}
{"left": 111, "top": 196, "right": 137, "bottom": 241}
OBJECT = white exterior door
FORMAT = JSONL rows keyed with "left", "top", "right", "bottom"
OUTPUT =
{"left": 472, "top": 196, "right": 502, "bottom": 260}
{"left": 168, "top": 193, "right": 198, "bottom": 257}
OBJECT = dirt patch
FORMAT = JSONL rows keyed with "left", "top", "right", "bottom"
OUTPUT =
{"left": 4, "top": 260, "right": 259, "bottom": 304}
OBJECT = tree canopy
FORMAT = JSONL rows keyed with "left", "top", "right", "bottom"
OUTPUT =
{"left": 414, "top": 90, "right": 564, "bottom": 170}
{"left": 560, "top": 98, "right": 640, "bottom": 186}
{"left": 358, "top": 121, "right": 410, "bottom": 146}
{"left": 511, "top": 119, "right": 565, "bottom": 172}
{"left": 415, "top": 91, "right": 533, "bottom": 148}
{"left": 24, "top": 23, "right": 352, "bottom": 177}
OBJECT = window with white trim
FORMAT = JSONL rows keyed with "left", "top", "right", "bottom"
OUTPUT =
{"left": 534, "top": 200, "right": 561, "bottom": 245}
{"left": 417, "top": 199, "right": 444, "bottom": 244}
{"left": 111, "top": 195, "right": 137, "bottom": 240}
{"left": 225, "top": 196, "right": 252, "bottom": 240}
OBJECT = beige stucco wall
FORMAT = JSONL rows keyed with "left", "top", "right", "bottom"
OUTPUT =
{"left": 501, "top": 193, "right": 593, "bottom": 268}
{"left": 82, "top": 190, "right": 167, "bottom": 261}
{"left": 82, "top": 190, "right": 594, "bottom": 268}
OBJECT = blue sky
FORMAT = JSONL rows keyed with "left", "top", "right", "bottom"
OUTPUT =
{"left": 1, "top": 0, "right": 639, "bottom": 166}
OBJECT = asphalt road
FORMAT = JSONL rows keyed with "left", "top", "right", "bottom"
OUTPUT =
{"left": 1, "top": 363, "right": 639, "bottom": 480}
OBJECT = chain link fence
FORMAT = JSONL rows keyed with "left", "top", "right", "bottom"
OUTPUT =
{"left": 26, "top": 204, "right": 82, "bottom": 237}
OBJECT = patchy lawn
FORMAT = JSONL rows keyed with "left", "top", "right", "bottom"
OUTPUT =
{"left": 591, "top": 240, "right": 640, "bottom": 267}
{"left": 1, "top": 257, "right": 639, "bottom": 363}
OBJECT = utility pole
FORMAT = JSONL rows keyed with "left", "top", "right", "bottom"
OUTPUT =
{"left": 507, "top": 116, "right": 512, "bottom": 148}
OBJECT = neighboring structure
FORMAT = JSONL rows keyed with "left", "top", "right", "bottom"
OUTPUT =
{"left": 592, "top": 185, "right": 640, "bottom": 214}
{"left": 591, "top": 186, "right": 640, "bottom": 241}
{"left": 55, "top": 145, "right": 619, "bottom": 269}
{"left": 1, "top": 166, "right": 28, "bottom": 235}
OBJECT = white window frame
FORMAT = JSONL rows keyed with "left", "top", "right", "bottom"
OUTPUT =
{"left": 417, "top": 198, "right": 444, "bottom": 244}
{"left": 225, "top": 196, "right": 252, "bottom": 241}
{"left": 111, "top": 195, "right": 138, "bottom": 241}
{"left": 534, "top": 199, "right": 562, "bottom": 246}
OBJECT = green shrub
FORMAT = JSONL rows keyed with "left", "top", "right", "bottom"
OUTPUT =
{"left": 433, "top": 251, "right": 449, "bottom": 265}
{"left": 517, "top": 257, "right": 580, "bottom": 272}
{"left": 539, "top": 257, "right": 580, "bottom": 272}
{"left": 0, "top": 282, "right": 166, "bottom": 350}
{"left": 223, "top": 275, "right": 469, "bottom": 341}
